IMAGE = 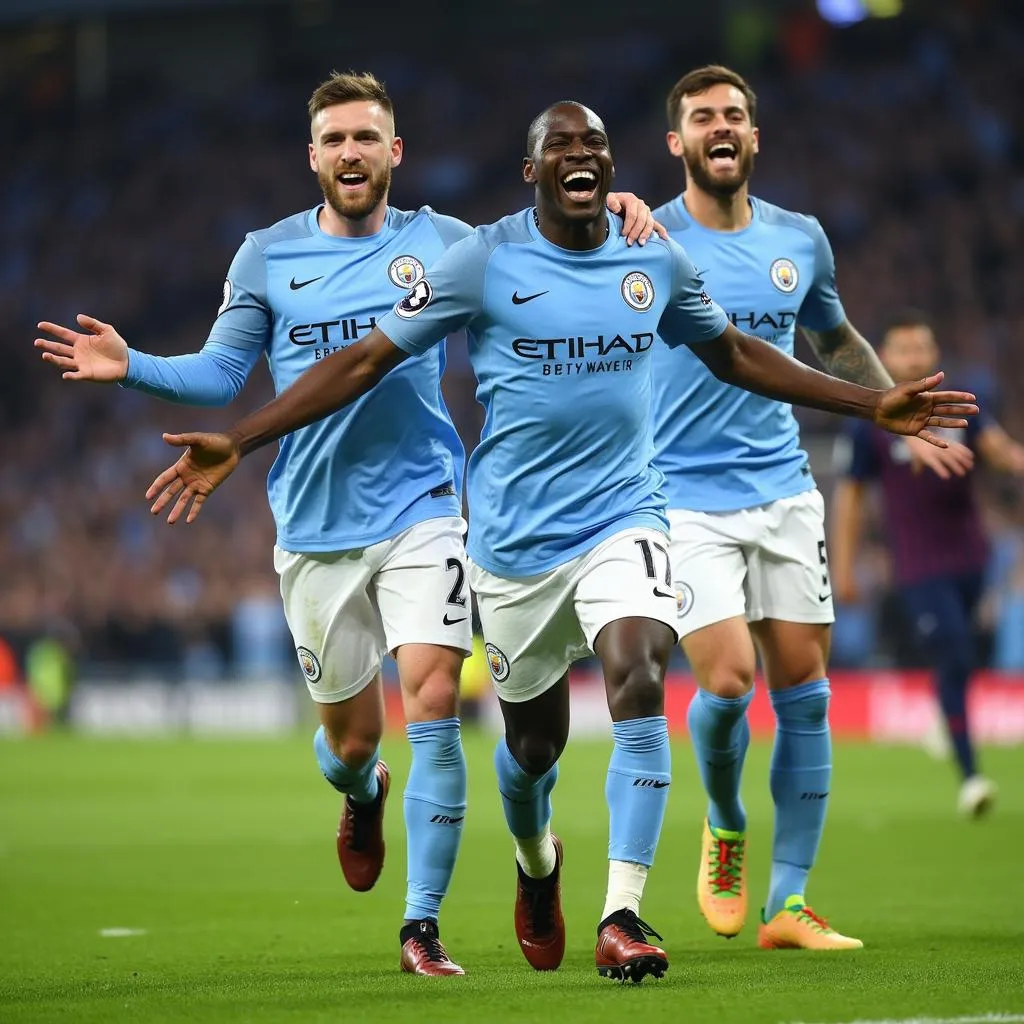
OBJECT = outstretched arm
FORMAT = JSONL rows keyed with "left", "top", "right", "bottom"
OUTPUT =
{"left": 802, "top": 318, "right": 974, "bottom": 479}
{"left": 801, "top": 319, "right": 891, "bottom": 389}
{"left": 689, "top": 323, "right": 977, "bottom": 446}
{"left": 146, "top": 329, "right": 408, "bottom": 524}
{"left": 229, "top": 329, "right": 407, "bottom": 455}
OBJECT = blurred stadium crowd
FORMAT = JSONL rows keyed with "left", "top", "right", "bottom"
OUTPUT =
{"left": 2, "top": 0, "right": 1023, "bottom": 685}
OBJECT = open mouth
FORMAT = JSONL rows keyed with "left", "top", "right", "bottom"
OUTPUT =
{"left": 706, "top": 141, "right": 738, "bottom": 170}
{"left": 338, "top": 171, "right": 369, "bottom": 190}
{"left": 560, "top": 169, "right": 598, "bottom": 202}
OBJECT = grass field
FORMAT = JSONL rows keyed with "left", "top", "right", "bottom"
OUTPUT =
{"left": 1, "top": 732, "right": 1022, "bottom": 1023}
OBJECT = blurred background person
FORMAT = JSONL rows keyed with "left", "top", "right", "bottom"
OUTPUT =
{"left": 831, "top": 311, "right": 1024, "bottom": 816}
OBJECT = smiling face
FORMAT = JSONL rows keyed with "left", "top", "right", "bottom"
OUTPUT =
{"left": 308, "top": 100, "right": 402, "bottom": 222}
{"left": 667, "top": 82, "right": 758, "bottom": 197}
{"left": 523, "top": 102, "right": 613, "bottom": 225}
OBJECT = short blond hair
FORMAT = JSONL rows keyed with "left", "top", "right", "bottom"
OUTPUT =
{"left": 308, "top": 71, "right": 394, "bottom": 128}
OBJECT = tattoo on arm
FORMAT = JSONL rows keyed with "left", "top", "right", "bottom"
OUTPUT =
{"left": 802, "top": 320, "right": 893, "bottom": 390}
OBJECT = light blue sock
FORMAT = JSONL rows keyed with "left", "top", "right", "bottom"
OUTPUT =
{"left": 313, "top": 725, "right": 380, "bottom": 804}
{"left": 766, "top": 679, "right": 832, "bottom": 919}
{"left": 403, "top": 718, "right": 467, "bottom": 922}
{"left": 687, "top": 687, "right": 753, "bottom": 834}
{"left": 606, "top": 716, "right": 671, "bottom": 866}
{"left": 494, "top": 739, "right": 557, "bottom": 838}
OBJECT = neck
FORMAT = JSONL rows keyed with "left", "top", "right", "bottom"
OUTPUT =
{"left": 535, "top": 201, "right": 608, "bottom": 251}
{"left": 317, "top": 200, "right": 388, "bottom": 238}
{"left": 682, "top": 182, "right": 752, "bottom": 232}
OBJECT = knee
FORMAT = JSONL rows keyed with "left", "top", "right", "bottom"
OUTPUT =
{"left": 606, "top": 652, "right": 666, "bottom": 720}
{"left": 506, "top": 730, "right": 565, "bottom": 776}
{"left": 323, "top": 723, "right": 381, "bottom": 769}
{"left": 700, "top": 663, "right": 755, "bottom": 701}
{"left": 404, "top": 665, "right": 461, "bottom": 721}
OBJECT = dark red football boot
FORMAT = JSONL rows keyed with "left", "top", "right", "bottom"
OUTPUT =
{"left": 336, "top": 760, "right": 390, "bottom": 891}
{"left": 595, "top": 909, "right": 668, "bottom": 983}
{"left": 400, "top": 919, "right": 465, "bottom": 976}
{"left": 514, "top": 834, "right": 565, "bottom": 970}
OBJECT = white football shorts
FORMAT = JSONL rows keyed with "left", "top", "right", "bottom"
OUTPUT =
{"left": 468, "top": 527, "right": 679, "bottom": 704}
{"left": 275, "top": 516, "right": 472, "bottom": 703}
{"left": 667, "top": 489, "right": 834, "bottom": 639}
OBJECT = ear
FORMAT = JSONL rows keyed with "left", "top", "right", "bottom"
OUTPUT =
{"left": 666, "top": 131, "right": 683, "bottom": 158}
{"left": 391, "top": 135, "right": 404, "bottom": 169}
{"left": 523, "top": 157, "right": 536, "bottom": 184}
{"left": 751, "top": 125, "right": 760, "bottom": 155}
{"left": 309, "top": 142, "right": 318, "bottom": 173}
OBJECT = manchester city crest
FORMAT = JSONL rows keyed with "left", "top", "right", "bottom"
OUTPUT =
{"left": 388, "top": 255, "right": 425, "bottom": 288}
{"left": 296, "top": 646, "right": 322, "bottom": 684}
{"left": 621, "top": 271, "right": 655, "bottom": 311}
{"left": 485, "top": 642, "right": 511, "bottom": 683}
{"left": 769, "top": 258, "right": 799, "bottom": 294}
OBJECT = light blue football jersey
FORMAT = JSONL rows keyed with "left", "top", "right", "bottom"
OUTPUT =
{"left": 651, "top": 195, "right": 846, "bottom": 512}
{"left": 377, "top": 209, "right": 729, "bottom": 576}
{"left": 209, "top": 206, "right": 469, "bottom": 551}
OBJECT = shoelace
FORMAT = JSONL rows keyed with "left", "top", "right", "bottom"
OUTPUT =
{"left": 618, "top": 911, "right": 664, "bottom": 944}
{"left": 709, "top": 836, "right": 746, "bottom": 896}
{"left": 793, "top": 905, "right": 832, "bottom": 933}
{"left": 344, "top": 793, "right": 379, "bottom": 851}
{"left": 413, "top": 934, "right": 452, "bottom": 963}
{"left": 522, "top": 875, "right": 557, "bottom": 935}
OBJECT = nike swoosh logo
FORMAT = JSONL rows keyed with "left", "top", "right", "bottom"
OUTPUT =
{"left": 818, "top": 592, "right": 832, "bottom": 602}
{"left": 443, "top": 614, "right": 467, "bottom": 626}
{"left": 695, "top": 268, "right": 710, "bottom": 278}
{"left": 653, "top": 587, "right": 675, "bottom": 600}
{"left": 290, "top": 275, "right": 324, "bottom": 290}
{"left": 512, "top": 290, "right": 548, "bottom": 305}
{"left": 651, "top": 780, "right": 670, "bottom": 788}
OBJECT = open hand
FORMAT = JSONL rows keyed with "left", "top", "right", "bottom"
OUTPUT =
{"left": 906, "top": 435, "right": 975, "bottom": 480}
{"left": 35, "top": 314, "right": 129, "bottom": 382}
{"left": 145, "top": 432, "right": 241, "bottom": 524}
{"left": 873, "top": 372, "right": 978, "bottom": 447}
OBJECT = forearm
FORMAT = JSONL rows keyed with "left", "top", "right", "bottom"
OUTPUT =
{"left": 229, "top": 334, "right": 405, "bottom": 457}
{"left": 123, "top": 342, "right": 255, "bottom": 406}
{"left": 703, "top": 331, "right": 881, "bottom": 419}
{"left": 804, "top": 322, "right": 892, "bottom": 390}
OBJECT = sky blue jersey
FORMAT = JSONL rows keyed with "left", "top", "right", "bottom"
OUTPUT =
{"left": 650, "top": 195, "right": 846, "bottom": 512}
{"left": 125, "top": 206, "right": 470, "bottom": 552}
{"left": 377, "top": 209, "right": 729, "bottom": 577}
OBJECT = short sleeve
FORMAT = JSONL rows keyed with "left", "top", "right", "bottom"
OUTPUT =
{"left": 833, "top": 419, "right": 879, "bottom": 481}
{"left": 377, "top": 233, "right": 488, "bottom": 356}
{"left": 207, "top": 236, "right": 271, "bottom": 351}
{"left": 797, "top": 217, "right": 846, "bottom": 332}
{"left": 426, "top": 209, "right": 474, "bottom": 250}
{"left": 656, "top": 239, "right": 730, "bottom": 348}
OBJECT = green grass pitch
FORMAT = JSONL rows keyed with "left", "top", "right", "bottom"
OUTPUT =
{"left": 1, "top": 731, "right": 1022, "bottom": 1023}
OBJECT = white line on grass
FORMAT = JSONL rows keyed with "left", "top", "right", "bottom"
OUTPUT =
{"left": 99, "top": 928, "right": 147, "bottom": 938}
{"left": 786, "top": 1016, "right": 1024, "bottom": 1024}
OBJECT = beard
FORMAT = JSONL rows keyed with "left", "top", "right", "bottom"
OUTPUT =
{"left": 683, "top": 142, "right": 755, "bottom": 197}
{"left": 318, "top": 162, "right": 391, "bottom": 221}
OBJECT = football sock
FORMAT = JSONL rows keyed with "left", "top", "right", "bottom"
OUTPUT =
{"left": 687, "top": 687, "right": 753, "bottom": 834}
{"left": 606, "top": 716, "right": 671, "bottom": 869}
{"left": 313, "top": 724, "right": 379, "bottom": 804}
{"left": 494, "top": 739, "right": 558, "bottom": 878}
{"left": 403, "top": 718, "right": 467, "bottom": 922}
{"left": 766, "top": 679, "right": 831, "bottom": 919}
{"left": 935, "top": 652, "right": 977, "bottom": 780}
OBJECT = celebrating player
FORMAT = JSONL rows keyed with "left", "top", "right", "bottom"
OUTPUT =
{"left": 34, "top": 71, "right": 661, "bottom": 977}
{"left": 139, "top": 101, "right": 975, "bottom": 983}
{"left": 651, "top": 64, "right": 976, "bottom": 950}
{"left": 832, "top": 311, "right": 1024, "bottom": 817}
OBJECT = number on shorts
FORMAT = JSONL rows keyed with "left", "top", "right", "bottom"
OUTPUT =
{"left": 444, "top": 557, "right": 468, "bottom": 607}
{"left": 635, "top": 538, "right": 672, "bottom": 587}
{"left": 817, "top": 539, "right": 829, "bottom": 588}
